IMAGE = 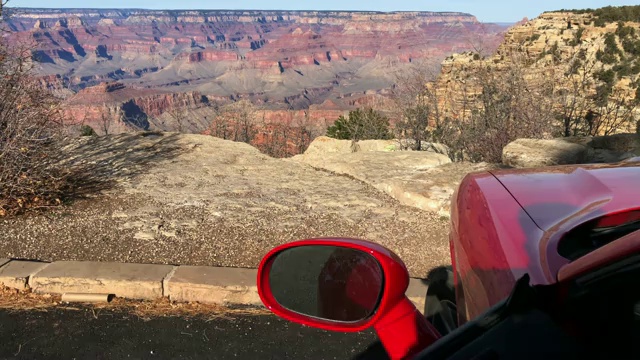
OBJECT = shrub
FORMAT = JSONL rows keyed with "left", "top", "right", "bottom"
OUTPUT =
{"left": 0, "top": 43, "right": 71, "bottom": 215}
{"left": 326, "top": 108, "right": 393, "bottom": 141}
{"left": 616, "top": 22, "right": 636, "bottom": 38}
{"left": 80, "top": 125, "right": 97, "bottom": 136}
{"left": 569, "top": 27, "right": 585, "bottom": 46}
{"left": 0, "top": 22, "right": 97, "bottom": 215}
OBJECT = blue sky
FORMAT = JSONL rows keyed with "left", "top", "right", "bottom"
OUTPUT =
{"left": 9, "top": 1, "right": 640, "bottom": 23}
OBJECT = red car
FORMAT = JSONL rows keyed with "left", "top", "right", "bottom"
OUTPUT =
{"left": 257, "top": 159, "right": 640, "bottom": 359}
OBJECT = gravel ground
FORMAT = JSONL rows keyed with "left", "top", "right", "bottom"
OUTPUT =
{"left": 0, "top": 133, "right": 452, "bottom": 278}
{"left": 0, "top": 194, "right": 449, "bottom": 278}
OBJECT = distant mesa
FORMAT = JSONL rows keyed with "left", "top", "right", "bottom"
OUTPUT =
{"left": 80, "top": 82, "right": 126, "bottom": 95}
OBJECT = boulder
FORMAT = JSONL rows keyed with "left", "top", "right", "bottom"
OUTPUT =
{"left": 502, "top": 138, "right": 588, "bottom": 168}
{"left": 588, "top": 133, "right": 640, "bottom": 154}
{"left": 423, "top": 142, "right": 451, "bottom": 156}
{"left": 584, "top": 148, "right": 623, "bottom": 163}
{"left": 503, "top": 134, "right": 640, "bottom": 168}
{"left": 584, "top": 134, "right": 639, "bottom": 163}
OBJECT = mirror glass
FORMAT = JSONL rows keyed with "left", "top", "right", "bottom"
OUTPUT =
{"left": 268, "top": 245, "right": 384, "bottom": 322}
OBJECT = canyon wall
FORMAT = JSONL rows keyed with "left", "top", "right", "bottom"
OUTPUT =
{"left": 431, "top": 8, "right": 640, "bottom": 136}
{"left": 6, "top": 8, "right": 510, "bottom": 131}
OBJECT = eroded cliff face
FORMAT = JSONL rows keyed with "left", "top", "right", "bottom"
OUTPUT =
{"left": 6, "top": 8, "right": 509, "bottom": 131}
{"left": 433, "top": 10, "right": 640, "bottom": 135}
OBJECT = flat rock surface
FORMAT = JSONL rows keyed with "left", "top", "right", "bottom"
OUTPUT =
{"left": 292, "top": 146, "right": 497, "bottom": 216}
{"left": 0, "top": 133, "right": 452, "bottom": 278}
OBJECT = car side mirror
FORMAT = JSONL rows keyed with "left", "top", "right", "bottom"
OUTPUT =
{"left": 267, "top": 245, "right": 384, "bottom": 323}
{"left": 257, "top": 238, "right": 442, "bottom": 359}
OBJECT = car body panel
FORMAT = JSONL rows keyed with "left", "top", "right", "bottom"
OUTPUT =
{"left": 450, "top": 162, "right": 640, "bottom": 323}
{"left": 450, "top": 171, "right": 545, "bottom": 323}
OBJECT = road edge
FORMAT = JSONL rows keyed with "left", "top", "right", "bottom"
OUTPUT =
{"left": 0, "top": 259, "right": 428, "bottom": 313}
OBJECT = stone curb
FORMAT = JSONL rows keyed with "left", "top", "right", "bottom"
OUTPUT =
{"left": 0, "top": 259, "right": 428, "bottom": 313}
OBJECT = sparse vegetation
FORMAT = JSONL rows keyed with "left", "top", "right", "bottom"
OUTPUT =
{"left": 390, "top": 64, "right": 442, "bottom": 151}
{"left": 0, "top": 2, "right": 121, "bottom": 216}
{"left": 326, "top": 108, "right": 392, "bottom": 142}
{"left": 569, "top": 27, "right": 585, "bottom": 46}
{"left": 0, "top": 4, "right": 86, "bottom": 215}
{"left": 558, "top": 6, "right": 640, "bottom": 24}
{"left": 391, "top": 20, "right": 640, "bottom": 164}
{"left": 616, "top": 22, "right": 636, "bottom": 38}
{"left": 205, "top": 101, "right": 322, "bottom": 158}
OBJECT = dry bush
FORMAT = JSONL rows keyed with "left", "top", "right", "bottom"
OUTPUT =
{"left": 392, "top": 53, "right": 557, "bottom": 162}
{"left": 456, "top": 54, "right": 558, "bottom": 162}
{"left": 0, "top": 40, "right": 72, "bottom": 215}
{"left": 206, "top": 103, "right": 323, "bottom": 158}
{"left": 0, "top": 19, "right": 111, "bottom": 215}
{"left": 390, "top": 62, "right": 452, "bottom": 151}
{"left": 207, "top": 100, "right": 260, "bottom": 144}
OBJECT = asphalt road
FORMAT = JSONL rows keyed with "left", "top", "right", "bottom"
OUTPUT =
{"left": 0, "top": 307, "right": 389, "bottom": 360}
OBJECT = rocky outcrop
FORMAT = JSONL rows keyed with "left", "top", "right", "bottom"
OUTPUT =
{"left": 179, "top": 50, "right": 239, "bottom": 62}
{"left": 433, "top": 8, "right": 640, "bottom": 136}
{"left": 290, "top": 136, "right": 474, "bottom": 216}
{"left": 502, "top": 138, "right": 590, "bottom": 168}
{"left": 63, "top": 83, "right": 209, "bottom": 133}
{"left": 301, "top": 136, "right": 398, "bottom": 155}
{"left": 503, "top": 134, "right": 640, "bottom": 168}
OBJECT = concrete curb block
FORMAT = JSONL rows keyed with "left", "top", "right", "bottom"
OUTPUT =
{"left": 0, "top": 260, "right": 50, "bottom": 290}
{"left": 165, "top": 266, "right": 262, "bottom": 306}
{"left": 0, "top": 259, "right": 428, "bottom": 312}
{"left": 30, "top": 261, "right": 175, "bottom": 300}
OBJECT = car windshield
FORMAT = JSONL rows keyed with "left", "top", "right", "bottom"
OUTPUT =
{"left": 559, "top": 210, "right": 640, "bottom": 260}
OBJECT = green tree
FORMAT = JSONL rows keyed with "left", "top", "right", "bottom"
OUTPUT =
{"left": 326, "top": 108, "right": 392, "bottom": 141}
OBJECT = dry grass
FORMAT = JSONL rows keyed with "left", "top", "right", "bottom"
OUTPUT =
{"left": 0, "top": 286, "right": 270, "bottom": 320}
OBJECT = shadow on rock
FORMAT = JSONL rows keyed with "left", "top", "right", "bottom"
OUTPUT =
{"left": 53, "top": 131, "right": 187, "bottom": 203}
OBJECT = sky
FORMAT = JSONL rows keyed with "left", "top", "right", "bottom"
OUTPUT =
{"left": 8, "top": 0, "right": 640, "bottom": 23}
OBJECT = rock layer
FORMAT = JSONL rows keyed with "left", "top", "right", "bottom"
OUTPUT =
{"left": 6, "top": 8, "right": 509, "bottom": 131}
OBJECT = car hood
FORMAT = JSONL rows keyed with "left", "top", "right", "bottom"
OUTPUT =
{"left": 490, "top": 162, "right": 640, "bottom": 232}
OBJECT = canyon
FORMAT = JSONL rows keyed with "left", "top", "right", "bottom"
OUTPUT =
{"left": 6, "top": 8, "right": 509, "bottom": 133}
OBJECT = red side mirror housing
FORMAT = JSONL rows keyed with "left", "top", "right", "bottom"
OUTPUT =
{"left": 257, "top": 238, "right": 441, "bottom": 359}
